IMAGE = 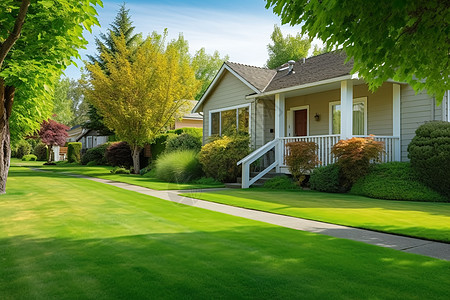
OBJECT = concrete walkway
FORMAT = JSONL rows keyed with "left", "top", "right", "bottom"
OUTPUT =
{"left": 35, "top": 169, "right": 450, "bottom": 261}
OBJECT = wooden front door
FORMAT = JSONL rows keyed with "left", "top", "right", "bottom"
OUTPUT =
{"left": 294, "top": 109, "right": 308, "bottom": 136}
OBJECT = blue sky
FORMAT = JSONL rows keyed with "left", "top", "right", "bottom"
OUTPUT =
{"left": 64, "top": 0, "right": 319, "bottom": 79}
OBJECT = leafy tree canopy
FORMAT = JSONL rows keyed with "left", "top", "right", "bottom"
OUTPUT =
{"left": 86, "top": 33, "right": 200, "bottom": 173}
{"left": 51, "top": 78, "right": 74, "bottom": 125}
{"left": 265, "top": 0, "right": 449, "bottom": 103}
{"left": 266, "top": 24, "right": 311, "bottom": 69}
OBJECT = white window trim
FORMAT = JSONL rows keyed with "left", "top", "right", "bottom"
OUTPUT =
{"left": 208, "top": 103, "right": 251, "bottom": 136}
{"left": 288, "top": 105, "right": 310, "bottom": 137}
{"left": 329, "top": 97, "right": 368, "bottom": 135}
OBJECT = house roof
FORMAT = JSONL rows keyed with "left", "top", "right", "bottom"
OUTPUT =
{"left": 265, "top": 51, "right": 354, "bottom": 92}
{"left": 225, "top": 62, "right": 276, "bottom": 92}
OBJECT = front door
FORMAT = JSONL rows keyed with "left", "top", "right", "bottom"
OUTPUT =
{"left": 294, "top": 109, "right": 308, "bottom": 136}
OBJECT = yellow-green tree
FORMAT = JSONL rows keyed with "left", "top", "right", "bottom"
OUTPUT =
{"left": 86, "top": 35, "right": 199, "bottom": 173}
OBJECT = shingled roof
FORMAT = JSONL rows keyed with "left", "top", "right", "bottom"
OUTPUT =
{"left": 264, "top": 51, "right": 354, "bottom": 92}
{"left": 225, "top": 62, "right": 276, "bottom": 92}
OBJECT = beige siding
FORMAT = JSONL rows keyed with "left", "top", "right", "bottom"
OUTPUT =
{"left": 202, "top": 70, "right": 255, "bottom": 144}
{"left": 400, "top": 85, "right": 439, "bottom": 161}
{"left": 175, "top": 119, "right": 203, "bottom": 129}
{"left": 284, "top": 83, "right": 393, "bottom": 136}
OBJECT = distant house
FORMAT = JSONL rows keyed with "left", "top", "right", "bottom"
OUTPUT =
{"left": 174, "top": 100, "right": 203, "bottom": 129}
{"left": 193, "top": 51, "right": 450, "bottom": 188}
{"left": 67, "top": 125, "right": 109, "bottom": 152}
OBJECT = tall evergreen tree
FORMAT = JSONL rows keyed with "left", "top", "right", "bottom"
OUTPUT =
{"left": 85, "top": 3, "right": 142, "bottom": 134}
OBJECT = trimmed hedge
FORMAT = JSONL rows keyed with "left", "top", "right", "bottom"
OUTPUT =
{"left": 165, "top": 133, "right": 202, "bottom": 153}
{"left": 263, "top": 175, "right": 299, "bottom": 190}
{"left": 81, "top": 142, "right": 112, "bottom": 165}
{"left": 150, "top": 133, "right": 177, "bottom": 161}
{"left": 33, "top": 142, "right": 48, "bottom": 161}
{"left": 67, "top": 142, "right": 82, "bottom": 163}
{"left": 310, "top": 163, "right": 343, "bottom": 193}
{"left": 173, "top": 127, "right": 203, "bottom": 138}
{"left": 199, "top": 135, "right": 250, "bottom": 183}
{"left": 22, "top": 154, "right": 37, "bottom": 161}
{"left": 155, "top": 150, "right": 202, "bottom": 183}
{"left": 408, "top": 121, "right": 450, "bottom": 199}
{"left": 15, "top": 140, "right": 32, "bottom": 159}
{"left": 351, "top": 162, "right": 447, "bottom": 202}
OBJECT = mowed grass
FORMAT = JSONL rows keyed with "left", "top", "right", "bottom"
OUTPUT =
{"left": 12, "top": 158, "right": 223, "bottom": 190}
{"left": 182, "top": 189, "right": 450, "bottom": 243}
{"left": 0, "top": 166, "right": 449, "bottom": 299}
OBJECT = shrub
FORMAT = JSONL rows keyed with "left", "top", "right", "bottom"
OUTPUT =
{"left": 351, "top": 162, "right": 448, "bottom": 202}
{"left": 199, "top": 135, "right": 250, "bottom": 182}
{"left": 86, "top": 161, "right": 98, "bottom": 166}
{"left": 22, "top": 154, "right": 37, "bottom": 161}
{"left": 310, "top": 164, "right": 343, "bottom": 193}
{"left": 106, "top": 142, "right": 133, "bottom": 167}
{"left": 331, "top": 137, "right": 384, "bottom": 190}
{"left": 67, "top": 142, "right": 82, "bottom": 163}
{"left": 165, "top": 133, "right": 202, "bottom": 153}
{"left": 192, "top": 177, "right": 222, "bottom": 185}
{"left": 173, "top": 127, "right": 203, "bottom": 138}
{"left": 33, "top": 142, "right": 48, "bottom": 161}
{"left": 263, "top": 175, "right": 299, "bottom": 190}
{"left": 81, "top": 142, "right": 112, "bottom": 165}
{"left": 155, "top": 150, "right": 202, "bottom": 183}
{"left": 408, "top": 121, "right": 450, "bottom": 199}
{"left": 150, "top": 133, "right": 177, "bottom": 160}
{"left": 285, "top": 141, "right": 319, "bottom": 185}
{"left": 15, "top": 140, "right": 32, "bottom": 159}
{"left": 110, "top": 166, "right": 131, "bottom": 175}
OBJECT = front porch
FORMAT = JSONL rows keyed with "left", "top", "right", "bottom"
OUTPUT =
{"left": 238, "top": 79, "right": 402, "bottom": 188}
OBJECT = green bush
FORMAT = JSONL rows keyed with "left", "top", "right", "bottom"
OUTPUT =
{"left": 67, "top": 142, "right": 82, "bottom": 163}
{"left": 86, "top": 161, "right": 98, "bottom": 166}
{"left": 110, "top": 167, "right": 130, "bottom": 174}
{"left": 309, "top": 164, "right": 343, "bottom": 193}
{"left": 408, "top": 121, "right": 450, "bottom": 199}
{"left": 351, "top": 162, "right": 448, "bottom": 202}
{"left": 21, "top": 154, "right": 37, "bottom": 161}
{"left": 192, "top": 177, "right": 222, "bottom": 185}
{"left": 15, "top": 140, "right": 32, "bottom": 159}
{"left": 173, "top": 127, "right": 203, "bottom": 138}
{"left": 155, "top": 150, "right": 202, "bottom": 183}
{"left": 33, "top": 142, "right": 48, "bottom": 161}
{"left": 199, "top": 135, "right": 250, "bottom": 182}
{"left": 263, "top": 175, "right": 299, "bottom": 190}
{"left": 150, "top": 133, "right": 177, "bottom": 160}
{"left": 81, "top": 142, "right": 112, "bottom": 165}
{"left": 165, "top": 133, "right": 202, "bottom": 153}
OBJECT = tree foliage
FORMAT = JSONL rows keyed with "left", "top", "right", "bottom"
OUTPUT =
{"left": 265, "top": 0, "right": 449, "bottom": 103}
{"left": 39, "top": 119, "right": 69, "bottom": 163}
{"left": 266, "top": 24, "right": 311, "bottom": 69}
{"left": 51, "top": 78, "right": 74, "bottom": 125}
{"left": 86, "top": 34, "right": 199, "bottom": 173}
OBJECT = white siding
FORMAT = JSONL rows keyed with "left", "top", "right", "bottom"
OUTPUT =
{"left": 400, "top": 85, "right": 441, "bottom": 161}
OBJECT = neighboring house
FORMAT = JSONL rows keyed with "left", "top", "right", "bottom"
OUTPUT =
{"left": 66, "top": 125, "right": 83, "bottom": 143}
{"left": 174, "top": 100, "right": 203, "bottom": 129}
{"left": 193, "top": 51, "right": 450, "bottom": 188}
{"left": 71, "top": 127, "right": 109, "bottom": 152}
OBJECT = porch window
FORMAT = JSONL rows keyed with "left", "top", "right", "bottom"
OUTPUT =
{"left": 209, "top": 104, "right": 250, "bottom": 136}
{"left": 330, "top": 97, "right": 367, "bottom": 135}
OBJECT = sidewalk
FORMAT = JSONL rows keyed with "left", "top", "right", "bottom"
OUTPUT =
{"left": 50, "top": 170, "right": 450, "bottom": 261}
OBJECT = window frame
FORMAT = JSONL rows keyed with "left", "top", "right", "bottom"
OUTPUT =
{"left": 329, "top": 97, "right": 368, "bottom": 136}
{"left": 208, "top": 103, "right": 251, "bottom": 136}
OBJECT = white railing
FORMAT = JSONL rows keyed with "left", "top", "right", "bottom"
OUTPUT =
{"left": 237, "top": 139, "right": 280, "bottom": 189}
{"left": 279, "top": 135, "right": 341, "bottom": 167}
{"left": 238, "top": 135, "right": 400, "bottom": 189}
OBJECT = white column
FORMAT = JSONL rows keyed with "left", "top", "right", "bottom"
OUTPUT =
{"left": 393, "top": 84, "right": 401, "bottom": 161}
{"left": 52, "top": 145, "right": 60, "bottom": 162}
{"left": 340, "top": 80, "right": 353, "bottom": 139}
{"left": 274, "top": 93, "right": 285, "bottom": 172}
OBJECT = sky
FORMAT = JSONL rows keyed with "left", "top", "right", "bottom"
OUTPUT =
{"left": 64, "top": 0, "right": 321, "bottom": 79}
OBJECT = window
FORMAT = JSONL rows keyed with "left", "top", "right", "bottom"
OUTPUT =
{"left": 209, "top": 104, "right": 250, "bottom": 136}
{"left": 329, "top": 97, "right": 367, "bottom": 135}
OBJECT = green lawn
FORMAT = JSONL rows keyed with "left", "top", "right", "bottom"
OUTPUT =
{"left": 1, "top": 166, "right": 449, "bottom": 299}
{"left": 12, "top": 158, "right": 224, "bottom": 190}
{"left": 182, "top": 189, "right": 450, "bottom": 243}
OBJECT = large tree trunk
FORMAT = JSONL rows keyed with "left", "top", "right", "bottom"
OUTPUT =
{"left": 0, "top": 80, "right": 15, "bottom": 194}
{"left": 131, "top": 145, "right": 141, "bottom": 174}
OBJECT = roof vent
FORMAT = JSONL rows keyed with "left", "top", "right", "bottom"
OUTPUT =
{"left": 288, "top": 60, "right": 295, "bottom": 74}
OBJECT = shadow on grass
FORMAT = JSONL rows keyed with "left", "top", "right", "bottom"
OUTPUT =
{"left": 0, "top": 226, "right": 449, "bottom": 300}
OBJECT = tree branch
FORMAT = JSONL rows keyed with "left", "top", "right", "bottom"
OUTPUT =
{"left": 0, "top": 0, "right": 30, "bottom": 69}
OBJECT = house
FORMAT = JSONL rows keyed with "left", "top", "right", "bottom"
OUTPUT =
{"left": 192, "top": 51, "right": 450, "bottom": 188}
{"left": 174, "top": 100, "right": 203, "bottom": 129}
{"left": 66, "top": 126, "right": 109, "bottom": 153}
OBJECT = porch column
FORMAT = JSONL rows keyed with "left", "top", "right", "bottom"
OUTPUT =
{"left": 274, "top": 93, "right": 285, "bottom": 172}
{"left": 393, "top": 84, "right": 401, "bottom": 161}
{"left": 52, "top": 145, "right": 60, "bottom": 162}
{"left": 340, "top": 80, "right": 353, "bottom": 139}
